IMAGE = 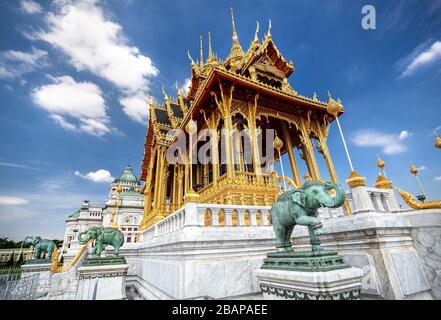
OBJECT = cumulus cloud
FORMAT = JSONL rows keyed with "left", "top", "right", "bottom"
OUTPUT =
{"left": 0, "top": 196, "right": 30, "bottom": 206}
{"left": 398, "top": 130, "right": 412, "bottom": 140}
{"left": 179, "top": 78, "right": 191, "bottom": 95}
{"left": 32, "top": 75, "right": 110, "bottom": 136}
{"left": 20, "top": 0, "right": 42, "bottom": 14}
{"left": 119, "top": 92, "right": 149, "bottom": 124}
{"left": 30, "top": 0, "right": 158, "bottom": 122}
{"left": 351, "top": 129, "right": 411, "bottom": 155}
{"left": 74, "top": 169, "right": 114, "bottom": 183}
{"left": 0, "top": 47, "right": 48, "bottom": 79}
{"left": 400, "top": 40, "right": 441, "bottom": 77}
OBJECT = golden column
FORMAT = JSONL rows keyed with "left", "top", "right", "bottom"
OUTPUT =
{"left": 247, "top": 95, "right": 262, "bottom": 177}
{"left": 184, "top": 119, "right": 200, "bottom": 202}
{"left": 299, "top": 118, "right": 321, "bottom": 180}
{"left": 314, "top": 122, "right": 339, "bottom": 184}
{"left": 326, "top": 95, "right": 366, "bottom": 188}
{"left": 274, "top": 134, "right": 287, "bottom": 192}
{"left": 281, "top": 121, "right": 301, "bottom": 187}
{"left": 410, "top": 163, "right": 427, "bottom": 199}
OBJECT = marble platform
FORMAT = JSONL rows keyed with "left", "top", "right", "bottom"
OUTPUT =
{"left": 76, "top": 258, "right": 128, "bottom": 300}
{"left": 256, "top": 266, "right": 363, "bottom": 300}
{"left": 21, "top": 259, "right": 52, "bottom": 298}
{"left": 113, "top": 201, "right": 439, "bottom": 300}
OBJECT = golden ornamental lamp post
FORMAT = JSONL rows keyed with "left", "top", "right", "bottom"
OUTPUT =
{"left": 374, "top": 156, "right": 392, "bottom": 189}
{"left": 326, "top": 94, "right": 366, "bottom": 188}
{"left": 434, "top": 131, "right": 441, "bottom": 149}
{"left": 111, "top": 182, "right": 122, "bottom": 229}
{"left": 273, "top": 134, "right": 287, "bottom": 192}
{"left": 410, "top": 163, "right": 427, "bottom": 200}
{"left": 184, "top": 119, "right": 200, "bottom": 202}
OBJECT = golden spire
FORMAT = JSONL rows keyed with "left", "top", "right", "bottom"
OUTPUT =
{"left": 227, "top": 7, "right": 245, "bottom": 69}
{"left": 199, "top": 35, "right": 204, "bottom": 67}
{"left": 206, "top": 32, "right": 217, "bottom": 64}
{"left": 376, "top": 154, "right": 387, "bottom": 178}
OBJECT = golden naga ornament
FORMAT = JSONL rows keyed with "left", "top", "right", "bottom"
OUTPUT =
{"left": 396, "top": 188, "right": 441, "bottom": 210}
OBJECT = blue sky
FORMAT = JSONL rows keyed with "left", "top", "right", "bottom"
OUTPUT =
{"left": 0, "top": 0, "right": 440, "bottom": 241}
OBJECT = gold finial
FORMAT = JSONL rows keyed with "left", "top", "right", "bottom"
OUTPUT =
{"left": 374, "top": 172, "right": 392, "bottom": 189}
{"left": 267, "top": 19, "right": 272, "bottom": 37}
{"left": 376, "top": 154, "right": 385, "bottom": 170}
{"left": 273, "top": 135, "right": 283, "bottom": 151}
{"left": 162, "top": 85, "right": 169, "bottom": 100}
{"left": 326, "top": 93, "right": 342, "bottom": 116}
{"left": 312, "top": 91, "right": 318, "bottom": 101}
{"left": 434, "top": 131, "right": 441, "bottom": 149}
{"left": 187, "top": 50, "right": 195, "bottom": 66}
{"left": 253, "top": 21, "right": 259, "bottom": 43}
{"left": 410, "top": 163, "right": 418, "bottom": 175}
{"left": 199, "top": 35, "right": 204, "bottom": 67}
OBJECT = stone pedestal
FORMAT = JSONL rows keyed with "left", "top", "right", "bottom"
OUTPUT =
{"left": 76, "top": 257, "right": 128, "bottom": 300}
{"left": 255, "top": 251, "right": 363, "bottom": 300}
{"left": 21, "top": 259, "right": 52, "bottom": 298}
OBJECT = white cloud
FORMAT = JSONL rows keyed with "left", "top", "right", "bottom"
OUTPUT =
{"left": 48, "top": 114, "right": 76, "bottom": 131}
{"left": 31, "top": 0, "right": 158, "bottom": 122}
{"left": 0, "top": 47, "right": 48, "bottom": 79}
{"left": 119, "top": 92, "right": 149, "bottom": 124}
{"left": 20, "top": 0, "right": 42, "bottom": 14}
{"left": 0, "top": 196, "right": 30, "bottom": 206}
{"left": 179, "top": 78, "right": 191, "bottom": 95}
{"left": 435, "top": 176, "right": 441, "bottom": 182}
{"left": 74, "top": 169, "right": 114, "bottom": 183}
{"left": 400, "top": 41, "right": 441, "bottom": 77}
{"left": 0, "top": 160, "right": 42, "bottom": 171}
{"left": 351, "top": 129, "right": 408, "bottom": 155}
{"left": 398, "top": 130, "right": 412, "bottom": 140}
{"left": 417, "top": 166, "right": 427, "bottom": 171}
{"left": 32, "top": 75, "right": 111, "bottom": 136}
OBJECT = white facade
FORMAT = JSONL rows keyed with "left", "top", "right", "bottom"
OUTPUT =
{"left": 61, "top": 165, "right": 144, "bottom": 259}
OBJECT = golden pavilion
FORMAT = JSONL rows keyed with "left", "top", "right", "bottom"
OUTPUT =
{"left": 139, "top": 10, "right": 346, "bottom": 230}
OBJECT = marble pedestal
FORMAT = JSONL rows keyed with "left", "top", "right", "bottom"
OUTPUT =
{"left": 76, "top": 258, "right": 128, "bottom": 300}
{"left": 255, "top": 251, "right": 363, "bottom": 300}
{"left": 21, "top": 259, "right": 52, "bottom": 298}
{"left": 256, "top": 267, "right": 363, "bottom": 300}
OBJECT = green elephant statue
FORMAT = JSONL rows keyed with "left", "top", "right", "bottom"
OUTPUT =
{"left": 270, "top": 180, "right": 346, "bottom": 252}
{"left": 24, "top": 236, "right": 56, "bottom": 260}
{"left": 78, "top": 226, "right": 124, "bottom": 257}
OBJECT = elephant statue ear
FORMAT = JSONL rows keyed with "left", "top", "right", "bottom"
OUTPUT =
{"left": 291, "top": 190, "right": 306, "bottom": 207}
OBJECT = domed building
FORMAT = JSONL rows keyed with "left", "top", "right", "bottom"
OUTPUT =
{"left": 61, "top": 165, "right": 144, "bottom": 262}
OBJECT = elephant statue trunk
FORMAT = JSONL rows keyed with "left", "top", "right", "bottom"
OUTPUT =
{"left": 323, "top": 182, "right": 346, "bottom": 208}
{"left": 78, "top": 232, "right": 91, "bottom": 244}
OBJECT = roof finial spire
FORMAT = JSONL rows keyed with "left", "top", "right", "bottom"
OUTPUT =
{"left": 199, "top": 34, "right": 204, "bottom": 67}
{"left": 187, "top": 50, "right": 195, "bottom": 66}
{"left": 254, "top": 21, "right": 259, "bottom": 43}
{"left": 175, "top": 80, "right": 181, "bottom": 95}
{"left": 267, "top": 19, "right": 272, "bottom": 37}
{"left": 230, "top": 7, "right": 241, "bottom": 47}
{"left": 162, "top": 85, "right": 169, "bottom": 100}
